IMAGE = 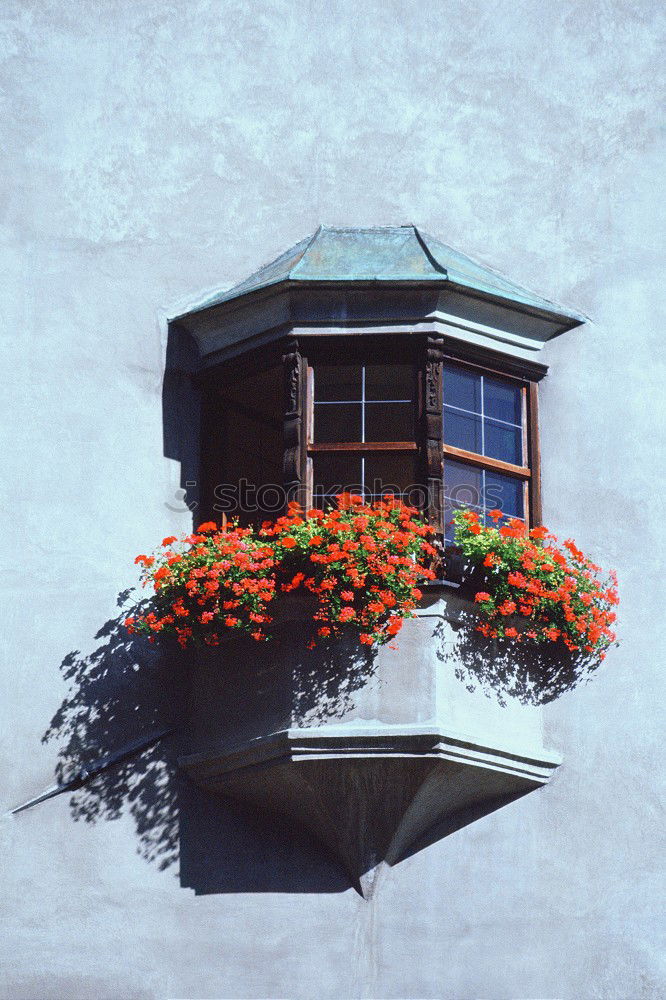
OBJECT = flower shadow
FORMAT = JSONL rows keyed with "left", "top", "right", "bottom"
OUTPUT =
{"left": 40, "top": 592, "right": 367, "bottom": 893}
{"left": 41, "top": 590, "right": 186, "bottom": 870}
{"left": 292, "top": 631, "right": 379, "bottom": 725}
{"left": 435, "top": 602, "right": 604, "bottom": 706}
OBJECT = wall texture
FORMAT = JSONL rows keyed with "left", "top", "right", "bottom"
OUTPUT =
{"left": 1, "top": 1, "right": 664, "bottom": 998}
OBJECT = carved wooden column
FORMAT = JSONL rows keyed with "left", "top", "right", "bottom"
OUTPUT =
{"left": 421, "top": 335, "right": 444, "bottom": 538}
{"left": 282, "top": 338, "right": 308, "bottom": 509}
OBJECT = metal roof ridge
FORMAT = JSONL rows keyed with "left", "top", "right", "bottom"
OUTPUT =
{"left": 311, "top": 224, "right": 415, "bottom": 232}
{"left": 419, "top": 229, "right": 542, "bottom": 297}
{"left": 413, "top": 225, "right": 448, "bottom": 277}
{"left": 287, "top": 225, "right": 323, "bottom": 278}
{"left": 418, "top": 229, "right": 586, "bottom": 321}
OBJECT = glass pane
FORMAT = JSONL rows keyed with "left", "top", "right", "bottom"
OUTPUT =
{"left": 484, "top": 419, "right": 522, "bottom": 465}
{"left": 444, "top": 460, "right": 482, "bottom": 542}
{"left": 312, "top": 453, "right": 363, "bottom": 508}
{"left": 443, "top": 407, "right": 482, "bottom": 453}
{"left": 443, "top": 459, "right": 483, "bottom": 507}
{"left": 314, "top": 403, "right": 362, "bottom": 443}
{"left": 365, "top": 402, "right": 414, "bottom": 441}
{"left": 364, "top": 453, "right": 417, "bottom": 501}
{"left": 364, "top": 364, "right": 413, "bottom": 401}
{"left": 443, "top": 364, "right": 481, "bottom": 413}
{"left": 484, "top": 470, "right": 524, "bottom": 518}
{"left": 315, "top": 364, "right": 361, "bottom": 402}
{"left": 484, "top": 376, "right": 522, "bottom": 425}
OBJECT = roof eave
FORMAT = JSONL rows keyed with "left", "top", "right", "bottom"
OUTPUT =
{"left": 443, "top": 280, "right": 587, "bottom": 336}
{"left": 172, "top": 276, "right": 451, "bottom": 325}
{"left": 175, "top": 274, "right": 586, "bottom": 338}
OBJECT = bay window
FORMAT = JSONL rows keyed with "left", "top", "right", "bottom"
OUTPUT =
{"left": 182, "top": 227, "right": 576, "bottom": 550}
{"left": 198, "top": 340, "right": 541, "bottom": 562}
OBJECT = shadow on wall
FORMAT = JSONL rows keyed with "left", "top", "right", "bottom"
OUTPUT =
{"left": 40, "top": 322, "right": 355, "bottom": 893}
{"left": 436, "top": 602, "right": 605, "bottom": 707}
{"left": 41, "top": 591, "right": 355, "bottom": 895}
{"left": 41, "top": 591, "right": 184, "bottom": 873}
{"left": 39, "top": 590, "right": 586, "bottom": 894}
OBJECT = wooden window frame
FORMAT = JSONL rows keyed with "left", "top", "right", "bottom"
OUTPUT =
{"left": 197, "top": 337, "right": 541, "bottom": 534}
{"left": 297, "top": 338, "right": 421, "bottom": 511}
{"left": 440, "top": 353, "right": 542, "bottom": 529}
{"left": 305, "top": 378, "right": 420, "bottom": 501}
{"left": 281, "top": 337, "right": 542, "bottom": 531}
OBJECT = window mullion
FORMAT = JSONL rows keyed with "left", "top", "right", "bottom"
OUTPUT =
{"left": 361, "top": 366, "right": 366, "bottom": 493}
{"left": 423, "top": 336, "right": 444, "bottom": 538}
{"left": 282, "top": 339, "right": 308, "bottom": 510}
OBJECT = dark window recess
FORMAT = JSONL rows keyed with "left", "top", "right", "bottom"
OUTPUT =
{"left": 203, "top": 364, "right": 284, "bottom": 524}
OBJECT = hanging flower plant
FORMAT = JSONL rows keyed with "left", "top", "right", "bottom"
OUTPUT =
{"left": 452, "top": 508, "right": 619, "bottom": 662}
{"left": 125, "top": 495, "right": 437, "bottom": 650}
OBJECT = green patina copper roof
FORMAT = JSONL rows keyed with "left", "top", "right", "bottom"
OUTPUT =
{"left": 192, "top": 225, "right": 583, "bottom": 321}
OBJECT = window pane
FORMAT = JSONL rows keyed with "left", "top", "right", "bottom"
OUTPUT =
{"left": 444, "top": 460, "right": 482, "bottom": 543}
{"left": 365, "top": 402, "right": 414, "bottom": 441}
{"left": 484, "top": 376, "right": 522, "bottom": 425}
{"left": 364, "top": 364, "right": 413, "bottom": 401}
{"left": 443, "top": 459, "right": 482, "bottom": 507}
{"left": 364, "top": 453, "right": 417, "bottom": 501}
{"left": 313, "top": 403, "right": 362, "bottom": 443}
{"left": 484, "top": 470, "right": 524, "bottom": 518}
{"left": 315, "top": 364, "right": 361, "bottom": 402}
{"left": 312, "top": 453, "right": 363, "bottom": 508}
{"left": 443, "top": 407, "right": 482, "bottom": 453}
{"left": 443, "top": 364, "right": 481, "bottom": 413}
{"left": 484, "top": 419, "right": 522, "bottom": 465}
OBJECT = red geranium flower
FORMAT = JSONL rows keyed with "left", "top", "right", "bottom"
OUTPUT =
{"left": 128, "top": 497, "right": 447, "bottom": 649}
{"left": 451, "top": 504, "right": 618, "bottom": 661}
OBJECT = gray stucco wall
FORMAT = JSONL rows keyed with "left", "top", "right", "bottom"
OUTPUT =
{"left": 1, "top": 2, "right": 664, "bottom": 998}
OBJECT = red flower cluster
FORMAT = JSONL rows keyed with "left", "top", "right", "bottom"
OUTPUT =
{"left": 453, "top": 508, "right": 618, "bottom": 661}
{"left": 126, "top": 495, "right": 437, "bottom": 649}
{"left": 127, "top": 522, "right": 276, "bottom": 647}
